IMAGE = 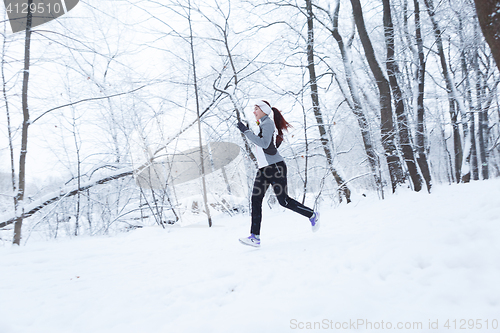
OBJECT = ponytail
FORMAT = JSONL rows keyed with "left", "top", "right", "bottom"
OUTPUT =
{"left": 262, "top": 100, "right": 292, "bottom": 148}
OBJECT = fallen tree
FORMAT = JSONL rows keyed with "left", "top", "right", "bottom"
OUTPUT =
{"left": 0, "top": 168, "right": 134, "bottom": 229}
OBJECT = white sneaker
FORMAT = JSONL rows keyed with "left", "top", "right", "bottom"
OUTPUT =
{"left": 239, "top": 234, "right": 261, "bottom": 247}
{"left": 309, "top": 212, "right": 320, "bottom": 232}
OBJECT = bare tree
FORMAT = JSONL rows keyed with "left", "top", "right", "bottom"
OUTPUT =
{"left": 456, "top": 6, "right": 476, "bottom": 183}
{"left": 13, "top": 0, "right": 34, "bottom": 245}
{"left": 312, "top": 0, "right": 383, "bottom": 196}
{"left": 1, "top": 17, "right": 17, "bottom": 210}
{"left": 413, "top": 0, "right": 432, "bottom": 191}
{"left": 382, "top": 0, "right": 423, "bottom": 192}
{"left": 474, "top": 20, "right": 490, "bottom": 180}
{"left": 305, "top": 0, "right": 351, "bottom": 202}
{"left": 350, "top": 0, "right": 405, "bottom": 193}
{"left": 474, "top": 0, "right": 500, "bottom": 73}
{"left": 201, "top": 1, "right": 258, "bottom": 166}
{"left": 187, "top": 0, "right": 213, "bottom": 227}
{"left": 423, "top": 0, "right": 465, "bottom": 183}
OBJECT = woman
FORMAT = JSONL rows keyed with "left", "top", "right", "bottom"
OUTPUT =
{"left": 237, "top": 100, "right": 320, "bottom": 247}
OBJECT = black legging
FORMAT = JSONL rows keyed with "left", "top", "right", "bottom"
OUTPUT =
{"left": 251, "top": 161, "right": 314, "bottom": 235}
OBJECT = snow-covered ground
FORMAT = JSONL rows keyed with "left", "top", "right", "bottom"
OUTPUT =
{"left": 1, "top": 180, "right": 500, "bottom": 332}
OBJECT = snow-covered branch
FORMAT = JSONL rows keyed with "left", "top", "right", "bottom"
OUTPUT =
{"left": 0, "top": 168, "right": 134, "bottom": 229}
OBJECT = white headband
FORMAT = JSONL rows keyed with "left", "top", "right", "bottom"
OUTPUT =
{"left": 255, "top": 101, "right": 273, "bottom": 115}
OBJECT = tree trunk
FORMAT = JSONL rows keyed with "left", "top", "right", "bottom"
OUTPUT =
{"left": 2, "top": 19, "right": 17, "bottom": 208}
{"left": 13, "top": 0, "right": 34, "bottom": 245}
{"left": 474, "top": 17, "right": 489, "bottom": 180}
{"left": 474, "top": 0, "right": 500, "bottom": 73}
{"left": 301, "top": 103, "right": 310, "bottom": 205}
{"left": 71, "top": 108, "right": 82, "bottom": 235}
{"left": 382, "top": 0, "right": 423, "bottom": 192}
{"left": 470, "top": 110, "right": 479, "bottom": 181}
{"left": 188, "top": 0, "right": 212, "bottom": 227}
{"left": 476, "top": 69, "right": 489, "bottom": 180}
{"left": 350, "top": 0, "right": 405, "bottom": 193}
{"left": 458, "top": 11, "right": 474, "bottom": 183}
{"left": 423, "top": 0, "right": 464, "bottom": 183}
{"left": 413, "top": 0, "right": 432, "bottom": 192}
{"left": 306, "top": 0, "right": 351, "bottom": 203}
{"left": 331, "top": 0, "right": 383, "bottom": 195}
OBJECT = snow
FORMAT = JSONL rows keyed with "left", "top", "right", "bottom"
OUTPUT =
{"left": 1, "top": 179, "right": 500, "bottom": 332}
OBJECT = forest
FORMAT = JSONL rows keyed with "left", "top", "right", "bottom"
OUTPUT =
{"left": 1, "top": 0, "right": 499, "bottom": 245}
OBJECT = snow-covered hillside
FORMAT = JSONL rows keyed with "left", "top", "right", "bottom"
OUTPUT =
{"left": 1, "top": 180, "right": 500, "bottom": 333}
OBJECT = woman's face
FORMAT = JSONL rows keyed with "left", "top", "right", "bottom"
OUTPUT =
{"left": 253, "top": 105, "right": 266, "bottom": 120}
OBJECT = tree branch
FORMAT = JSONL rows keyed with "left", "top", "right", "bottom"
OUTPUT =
{"left": 0, "top": 168, "right": 134, "bottom": 229}
{"left": 31, "top": 85, "right": 147, "bottom": 124}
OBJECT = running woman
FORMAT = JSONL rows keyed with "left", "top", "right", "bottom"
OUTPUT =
{"left": 236, "top": 100, "right": 320, "bottom": 247}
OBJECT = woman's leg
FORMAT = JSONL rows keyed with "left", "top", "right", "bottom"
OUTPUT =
{"left": 251, "top": 168, "right": 270, "bottom": 235}
{"left": 271, "top": 162, "right": 314, "bottom": 218}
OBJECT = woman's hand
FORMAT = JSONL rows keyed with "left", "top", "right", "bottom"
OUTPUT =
{"left": 237, "top": 121, "right": 249, "bottom": 133}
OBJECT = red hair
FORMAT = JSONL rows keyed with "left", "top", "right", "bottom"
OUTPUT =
{"left": 262, "top": 100, "right": 292, "bottom": 148}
